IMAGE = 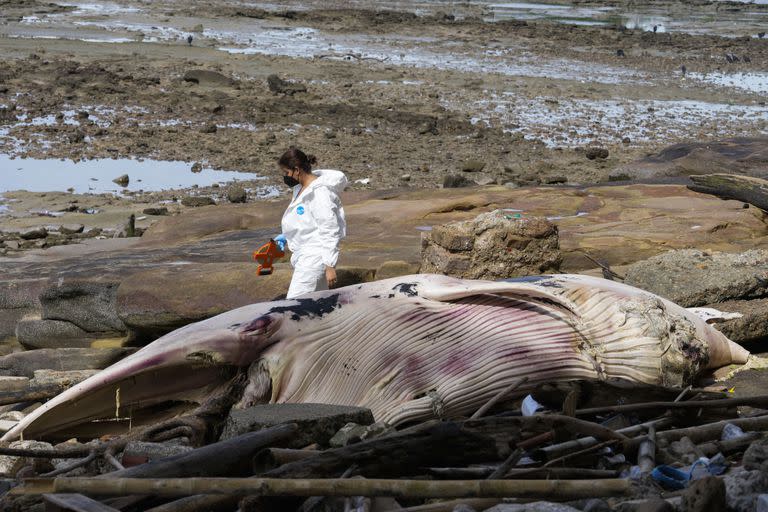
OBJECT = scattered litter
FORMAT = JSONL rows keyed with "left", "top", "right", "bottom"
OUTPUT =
{"left": 354, "top": 178, "right": 371, "bottom": 185}
{"left": 721, "top": 423, "right": 746, "bottom": 441}
{"left": 546, "top": 211, "right": 588, "bottom": 221}
{"left": 521, "top": 394, "right": 545, "bottom": 416}
{"left": 29, "top": 209, "right": 65, "bottom": 217}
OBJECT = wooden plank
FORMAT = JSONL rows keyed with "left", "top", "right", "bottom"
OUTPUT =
{"left": 44, "top": 493, "right": 120, "bottom": 512}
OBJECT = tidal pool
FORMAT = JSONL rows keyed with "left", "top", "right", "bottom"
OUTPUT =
{"left": 0, "top": 155, "right": 277, "bottom": 196}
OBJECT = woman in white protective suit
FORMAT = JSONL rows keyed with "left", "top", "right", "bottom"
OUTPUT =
{"left": 273, "top": 147, "right": 348, "bottom": 299}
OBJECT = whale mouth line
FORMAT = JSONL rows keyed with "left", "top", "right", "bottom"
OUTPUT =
{"left": 13, "top": 363, "right": 238, "bottom": 442}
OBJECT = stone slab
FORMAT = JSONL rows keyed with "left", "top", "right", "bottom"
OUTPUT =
{"left": 624, "top": 249, "right": 768, "bottom": 307}
{"left": 15, "top": 318, "right": 103, "bottom": 349}
{"left": 220, "top": 403, "right": 374, "bottom": 448}
{"left": 40, "top": 280, "right": 126, "bottom": 333}
{"left": 0, "top": 348, "right": 131, "bottom": 378}
{"left": 0, "top": 376, "right": 30, "bottom": 393}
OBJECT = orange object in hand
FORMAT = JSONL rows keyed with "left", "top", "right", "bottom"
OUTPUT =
{"left": 252, "top": 239, "right": 285, "bottom": 276}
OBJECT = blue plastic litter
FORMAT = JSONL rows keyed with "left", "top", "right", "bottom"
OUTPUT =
{"left": 652, "top": 455, "right": 730, "bottom": 490}
{"left": 651, "top": 465, "right": 689, "bottom": 490}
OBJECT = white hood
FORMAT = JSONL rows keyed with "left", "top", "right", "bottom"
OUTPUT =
{"left": 310, "top": 169, "right": 348, "bottom": 195}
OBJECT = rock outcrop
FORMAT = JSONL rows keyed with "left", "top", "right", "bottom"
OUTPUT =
{"left": 420, "top": 209, "right": 561, "bottom": 279}
{"left": 624, "top": 249, "right": 768, "bottom": 307}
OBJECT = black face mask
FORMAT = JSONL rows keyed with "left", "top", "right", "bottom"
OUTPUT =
{"left": 283, "top": 175, "right": 299, "bottom": 187}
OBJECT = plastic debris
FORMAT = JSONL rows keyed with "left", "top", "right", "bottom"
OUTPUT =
{"left": 521, "top": 395, "right": 544, "bottom": 416}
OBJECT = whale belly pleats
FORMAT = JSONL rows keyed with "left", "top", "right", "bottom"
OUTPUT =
{"left": 264, "top": 291, "right": 667, "bottom": 425}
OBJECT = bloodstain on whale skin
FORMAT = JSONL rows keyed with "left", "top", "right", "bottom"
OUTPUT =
{"left": 241, "top": 315, "right": 272, "bottom": 334}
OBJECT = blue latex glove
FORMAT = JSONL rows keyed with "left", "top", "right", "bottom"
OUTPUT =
{"left": 273, "top": 234, "right": 286, "bottom": 252}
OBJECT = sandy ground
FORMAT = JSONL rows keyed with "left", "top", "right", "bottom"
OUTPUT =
{"left": 0, "top": 0, "right": 767, "bottom": 246}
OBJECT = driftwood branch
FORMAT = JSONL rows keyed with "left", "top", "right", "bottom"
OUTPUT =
{"left": 688, "top": 173, "right": 768, "bottom": 211}
{"left": 144, "top": 420, "right": 500, "bottom": 512}
{"left": 471, "top": 377, "right": 529, "bottom": 419}
{"left": 265, "top": 420, "right": 499, "bottom": 479}
{"left": 15, "top": 476, "right": 632, "bottom": 499}
{"left": 98, "top": 423, "right": 298, "bottom": 480}
{"left": 464, "top": 415, "right": 630, "bottom": 446}
{"left": 40, "top": 451, "right": 97, "bottom": 478}
{"left": 655, "top": 414, "right": 768, "bottom": 445}
{"left": 541, "top": 440, "right": 618, "bottom": 469}
{"left": 103, "top": 447, "right": 124, "bottom": 471}
{"left": 43, "top": 493, "right": 121, "bottom": 512}
{"left": 252, "top": 448, "right": 318, "bottom": 474}
{"left": 697, "top": 432, "right": 762, "bottom": 457}
{"left": 487, "top": 448, "right": 523, "bottom": 480}
{"left": 575, "top": 394, "right": 768, "bottom": 416}
{"left": 536, "top": 417, "right": 672, "bottom": 461}
{"left": 429, "top": 467, "right": 618, "bottom": 479}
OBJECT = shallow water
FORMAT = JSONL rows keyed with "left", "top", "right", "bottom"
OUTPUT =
{"left": 0, "top": 155, "right": 278, "bottom": 196}
{"left": 455, "top": 94, "right": 768, "bottom": 147}
{"left": 688, "top": 72, "right": 768, "bottom": 94}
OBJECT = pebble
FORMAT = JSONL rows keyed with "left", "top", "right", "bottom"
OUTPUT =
{"left": 112, "top": 174, "right": 129, "bottom": 187}
{"left": 585, "top": 147, "right": 609, "bottom": 160}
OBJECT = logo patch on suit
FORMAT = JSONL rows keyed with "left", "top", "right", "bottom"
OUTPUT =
{"left": 296, "top": 205, "right": 305, "bottom": 215}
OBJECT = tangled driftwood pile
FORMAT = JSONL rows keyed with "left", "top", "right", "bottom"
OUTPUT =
{"left": 1, "top": 386, "right": 768, "bottom": 511}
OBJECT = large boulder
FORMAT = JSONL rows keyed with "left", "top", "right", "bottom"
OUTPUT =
{"left": 0, "top": 279, "right": 46, "bottom": 351}
{"left": 40, "top": 280, "right": 126, "bottom": 333}
{"left": 723, "top": 469, "right": 768, "bottom": 512}
{"left": 0, "top": 348, "right": 130, "bottom": 378}
{"left": 220, "top": 403, "right": 374, "bottom": 448}
{"left": 701, "top": 298, "right": 768, "bottom": 344}
{"left": 744, "top": 437, "right": 768, "bottom": 473}
{"left": 420, "top": 209, "right": 561, "bottom": 279}
{"left": 182, "top": 69, "right": 236, "bottom": 88}
{"left": 623, "top": 249, "right": 768, "bottom": 307}
{"left": 15, "top": 318, "right": 103, "bottom": 349}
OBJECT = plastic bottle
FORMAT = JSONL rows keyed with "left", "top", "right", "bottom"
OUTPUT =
{"left": 689, "top": 457, "right": 711, "bottom": 480}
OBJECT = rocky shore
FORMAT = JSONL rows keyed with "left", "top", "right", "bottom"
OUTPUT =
{"left": 1, "top": 0, "right": 768, "bottom": 509}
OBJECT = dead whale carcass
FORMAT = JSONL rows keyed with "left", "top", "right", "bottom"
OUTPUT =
{"left": 2, "top": 274, "right": 749, "bottom": 441}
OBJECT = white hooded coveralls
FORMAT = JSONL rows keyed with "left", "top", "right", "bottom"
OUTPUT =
{"left": 281, "top": 169, "right": 348, "bottom": 299}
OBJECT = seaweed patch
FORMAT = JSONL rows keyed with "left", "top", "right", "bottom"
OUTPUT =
{"left": 268, "top": 294, "right": 342, "bottom": 321}
{"left": 393, "top": 282, "right": 418, "bottom": 297}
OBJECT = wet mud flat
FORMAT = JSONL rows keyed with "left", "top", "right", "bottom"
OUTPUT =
{"left": 1, "top": 0, "right": 766, "bottom": 184}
